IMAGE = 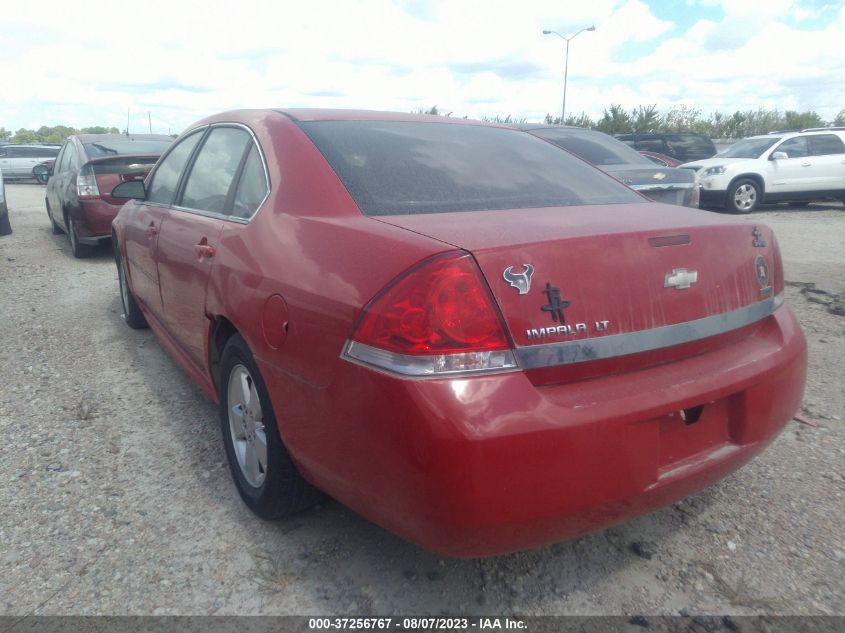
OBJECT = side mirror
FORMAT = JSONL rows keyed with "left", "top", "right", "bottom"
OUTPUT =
{"left": 111, "top": 180, "right": 147, "bottom": 201}
{"left": 770, "top": 151, "right": 788, "bottom": 160}
{"left": 32, "top": 164, "right": 51, "bottom": 184}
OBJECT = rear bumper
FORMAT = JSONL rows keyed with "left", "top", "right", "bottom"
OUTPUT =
{"left": 699, "top": 188, "right": 728, "bottom": 208}
{"left": 259, "top": 304, "right": 806, "bottom": 557}
{"left": 75, "top": 198, "right": 121, "bottom": 240}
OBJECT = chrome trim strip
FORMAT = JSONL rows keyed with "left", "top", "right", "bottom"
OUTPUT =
{"left": 343, "top": 341, "right": 519, "bottom": 378}
{"left": 516, "top": 294, "right": 784, "bottom": 369}
{"left": 630, "top": 182, "right": 695, "bottom": 191}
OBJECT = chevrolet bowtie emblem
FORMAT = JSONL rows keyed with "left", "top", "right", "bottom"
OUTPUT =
{"left": 664, "top": 268, "right": 698, "bottom": 290}
{"left": 652, "top": 172, "right": 667, "bottom": 180}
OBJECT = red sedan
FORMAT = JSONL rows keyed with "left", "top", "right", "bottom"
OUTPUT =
{"left": 44, "top": 134, "right": 172, "bottom": 257}
{"left": 111, "top": 109, "right": 806, "bottom": 557}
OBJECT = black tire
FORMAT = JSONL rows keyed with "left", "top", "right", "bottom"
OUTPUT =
{"left": 0, "top": 211, "right": 11, "bottom": 236}
{"left": 67, "top": 214, "right": 93, "bottom": 258}
{"left": 726, "top": 178, "right": 761, "bottom": 214}
{"left": 46, "top": 200, "right": 62, "bottom": 234}
{"left": 115, "top": 247, "right": 148, "bottom": 329}
{"left": 219, "top": 334, "right": 322, "bottom": 519}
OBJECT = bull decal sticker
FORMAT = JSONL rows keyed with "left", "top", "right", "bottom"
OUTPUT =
{"left": 503, "top": 264, "right": 535, "bottom": 295}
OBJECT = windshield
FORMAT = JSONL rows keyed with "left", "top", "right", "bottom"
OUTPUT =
{"left": 84, "top": 139, "right": 171, "bottom": 158}
{"left": 299, "top": 121, "right": 641, "bottom": 216}
{"left": 528, "top": 128, "right": 652, "bottom": 166}
{"left": 721, "top": 137, "right": 780, "bottom": 159}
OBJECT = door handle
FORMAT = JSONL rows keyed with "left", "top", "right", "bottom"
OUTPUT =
{"left": 195, "top": 243, "right": 215, "bottom": 259}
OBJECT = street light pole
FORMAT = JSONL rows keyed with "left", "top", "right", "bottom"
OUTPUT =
{"left": 543, "top": 26, "right": 595, "bottom": 124}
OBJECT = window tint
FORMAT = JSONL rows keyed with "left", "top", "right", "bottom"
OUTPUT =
{"left": 146, "top": 130, "right": 203, "bottom": 206}
{"left": 0, "top": 148, "right": 6, "bottom": 157}
{"left": 5, "top": 147, "right": 23, "bottom": 158}
{"left": 634, "top": 138, "right": 666, "bottom": 153}
{"left": 180, "top": 127, "right": 251, "bottom": 213}
{"left": 531, "top": 129, "right": 651, "bottom": 166}
{"left": 300, "top": 121, "right": 641, "bottom": 216}
{"left": 232, "top": 145, "right": 268, "bottom": 218}
{"left": 777, "top": 137, "right": 808, "bottom": 158}
{"left": 808, "top": 134, "right": 845, "bottom": 156}
{"left": 722, "top": 137, "right": 779, "bottom": 159}
{"left": 59, "top": 143, "right": 78, "bottom": 173}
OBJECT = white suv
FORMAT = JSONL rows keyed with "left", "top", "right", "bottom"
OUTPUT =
{"left": 681, "top": 128, "right": 845, "bottom": 213}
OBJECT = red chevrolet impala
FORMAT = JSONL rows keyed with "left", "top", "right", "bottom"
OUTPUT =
{"left": 111, "top": 109, "right": 806, "bottom": 557}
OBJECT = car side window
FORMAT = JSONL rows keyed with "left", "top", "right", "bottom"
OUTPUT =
{"left": 808, "top": 134, "right": 845, "bottom": 156}
{"left": 146, "top": 130, "right": 204, "bottom": 206}
{"left": 0, "top": 147, "right": 6, "bottom": 158}
{"left": 54, "top": 144, "right": 66, "bottom": 170}
{"left": 180, "top": 127, "right": 251, "bottom": 214}
{"left": 232, "top": 145, "right": 269, "bottom": 219}
{"left": 60, "top": 144, "right": 78, "bottom": 172}
{"left": 776, "top": 137, "right": 808, "bottom": 158}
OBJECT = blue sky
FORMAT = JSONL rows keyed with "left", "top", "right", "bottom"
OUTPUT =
{"left": 1, "top": 0, "right": 843, "bottom": 135}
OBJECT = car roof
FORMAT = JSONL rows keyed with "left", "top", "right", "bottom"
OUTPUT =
{"left": 73, "top": 133, "right": 172, "bottom": 142}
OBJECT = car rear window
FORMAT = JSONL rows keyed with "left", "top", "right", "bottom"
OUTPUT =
{"left": 83, "top": 139, "right": 171, "bottom": 158}
{"left": 528, "top": 128, "right": 652, "bottom": 166}
{"left": 299, "top": 121, "right": 641, "bottom": 216}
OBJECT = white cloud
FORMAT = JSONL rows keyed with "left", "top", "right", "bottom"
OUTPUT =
{"left": 0, "top": 0, "right": 843, "bottom": 133}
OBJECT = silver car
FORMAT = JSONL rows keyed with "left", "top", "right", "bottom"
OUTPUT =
{"left": 0, "top": 144, "right": 60, "bottom": 180}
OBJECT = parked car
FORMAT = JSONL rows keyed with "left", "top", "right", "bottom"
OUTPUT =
{"left": 42, "top": 134, "right": 172, "bottom": 257}
{"left": 0, "top": 168, "right": 11, "bottom": 235}
{"left": 111, "top": 109, "right": 806, "bottom": 557}
{"left": 517, "top": 125, "right": 698, "bottom": 207}
{"left": 680, "top": 128, "right": 845, "bottom": 213}
{"left": 639, "top": 150, "right": 682, "bottom": 167}
{"left": 0, "top": 144, "right": 60, "bottom": 180}
{"left": 616, "top": 132, "right": 717, "bottom": 163}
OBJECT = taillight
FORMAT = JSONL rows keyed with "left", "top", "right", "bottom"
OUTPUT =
{"left": 77, "top": 164, "right": 100, "bottom": 198}
{"left": 344, "top": 252, "right": 517, "bottom": 376}
{"left": 771, "top": 232, "right": 784, "bottom": 295}
{"left": 689, "top": 184, "right": 700, "bottom": 208}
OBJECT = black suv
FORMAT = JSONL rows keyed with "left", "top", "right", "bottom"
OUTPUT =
{"left": 615, "top": 133, "right": 717, "bottom": 162}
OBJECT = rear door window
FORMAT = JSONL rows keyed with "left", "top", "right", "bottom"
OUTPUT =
{"left": 808, "top": 134, "right": 845, "bottom": 156}
{"left": 179, "top": 127, "right": 251, "bottom": 214}
{"left": 232, "top": 145, "right": 269, "bottom": 219}
{"left": 146, "top": 130, "right": 204, "bottom": 206}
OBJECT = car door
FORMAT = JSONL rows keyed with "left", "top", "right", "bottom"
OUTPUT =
{"left": 47, "top": 141, "right": 79, "bottom": 226}
{"left": 123, "top": 129, "right": 205, "bottom": 318}
{"left": 806, "top": 134, "right": 845, "bottom": 192}
{"left": 155, "top": 125, "right": 255, "bottom": 370}
{"left": 766, "top": 136, "right": 813, "bottom": 194}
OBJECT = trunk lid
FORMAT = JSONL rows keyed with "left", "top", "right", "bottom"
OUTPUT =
{"left": 601, "top": 165, "right": 696, "bottom": 207}
{"left": 85, "top": 155, "right": 159, "bottom": 205}
{"left": 375, "top": 203, "right": 778, "bottom": 380}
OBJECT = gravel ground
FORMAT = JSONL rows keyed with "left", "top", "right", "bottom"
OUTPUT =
{"left": 0, "top": 184, "right": 842, "bottom": 617}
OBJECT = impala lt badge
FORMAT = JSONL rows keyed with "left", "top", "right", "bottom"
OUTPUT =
{"left": 752, "top": 226, "right": 767, "bottom": 247}
{"left": 503, "top": 264, "right": 534, "bottom": 295}
{"left": 664, "top": 268, "right": 698, "bottom": 290}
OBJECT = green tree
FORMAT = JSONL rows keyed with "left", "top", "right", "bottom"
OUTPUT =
{"left": 783, "top": 110, "right": 824, "bottom": 130}
{"left": 0, "top": 128, "right": 10, "bottom": 141}
{"left": 631, "top": 104, "right": 659, "bottom": 132}
{"left": 834, "top": 108, "right": 845, "bottom": 127}
{"left": 595, "top": 104, "right": 632, "bottom": 134}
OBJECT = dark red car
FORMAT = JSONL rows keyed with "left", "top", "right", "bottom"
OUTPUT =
{"left": 639, "top": 150, "right": 683, "bottom": 168}
{"left": 44, "top": 134, "right": 172, "bottom": 257}
{"left": 111, "top": 109, "right": 806, "bottom": 557}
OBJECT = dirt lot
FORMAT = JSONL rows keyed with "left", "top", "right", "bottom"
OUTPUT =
{"left": 0, "top": 183, "right": 842, "bottom": 617}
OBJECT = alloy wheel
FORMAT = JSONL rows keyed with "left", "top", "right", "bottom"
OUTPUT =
{"left": 227, "top": 364, "right": 268, "bottom": 487}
